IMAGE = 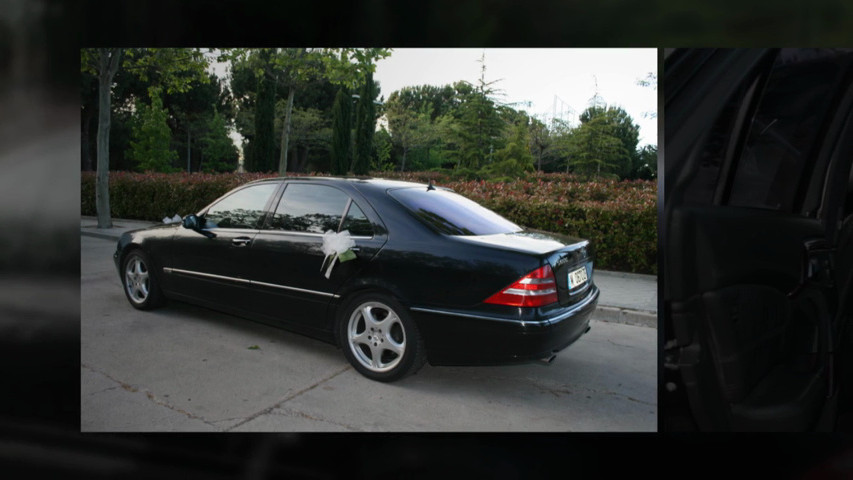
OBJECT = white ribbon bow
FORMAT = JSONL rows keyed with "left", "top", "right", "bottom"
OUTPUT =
{"left": 320, "top": 230, "right": 356, "bottom": 279}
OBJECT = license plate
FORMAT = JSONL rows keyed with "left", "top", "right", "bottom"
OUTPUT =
{"left": 568, "top": 266, "right": 588, "bottom": 289}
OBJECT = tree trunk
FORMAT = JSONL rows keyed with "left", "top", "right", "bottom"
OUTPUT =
{"left": 81, "top": 109, "right": 93, "bottom": 171}
{"left": 301, "top": 145, "right": 310, "bottom": 172}
{"left": 278, "top": 86, "right": 296, "bottom": 176}
{"left": 186, "top": 128, "right": 191, "bottom": 172}
{"left": 401, "top": 147, "right": 407, "bottom": 172}
{"left": 96, "top": 48, "right": 122, "bottom": 229}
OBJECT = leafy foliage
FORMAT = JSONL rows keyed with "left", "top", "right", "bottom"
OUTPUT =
{"left": 129, "top": 89, "right": 179, "bottom": 172}
{"left": 249, "top": 49, "right": 277, "bottom": 172}
{"left": 330, "top": 87, "right": 352, "bottom": 175}
{"left": 353, "top": 72, "right": 379, "bottom": 175}
{"left": 200, "top": 108, "right": 239, "bottom": 172}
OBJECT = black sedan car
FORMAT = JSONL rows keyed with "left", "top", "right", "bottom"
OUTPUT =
{"left": 114, "top": 177, "right": 599, "bottom": 381}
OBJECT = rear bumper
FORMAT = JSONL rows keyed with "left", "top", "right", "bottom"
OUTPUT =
{"left": 411, "top": 285, "right": 599, "bottom": 366}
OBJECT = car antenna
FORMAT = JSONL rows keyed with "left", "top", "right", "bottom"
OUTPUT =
{"left": 427, "top": 179, "right": 435, "bottom": 191}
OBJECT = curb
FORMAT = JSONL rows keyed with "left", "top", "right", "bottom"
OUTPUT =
{"left": 592, "top": 306, "right": 657, "bottom": 328}
{"left": 81, "top": 231, "right": 123, "bottom": 241}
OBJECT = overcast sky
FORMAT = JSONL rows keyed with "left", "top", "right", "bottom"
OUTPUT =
{"left": 373, "top": 48, "right": 657, "bottom": 147}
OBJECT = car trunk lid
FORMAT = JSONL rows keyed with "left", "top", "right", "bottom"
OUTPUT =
{"left": 452, "top": 229, "right": 594, "bottom": 307}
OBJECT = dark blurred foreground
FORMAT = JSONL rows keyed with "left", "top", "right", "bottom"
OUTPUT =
{"left": 0, "top": 0, "right": 852, "bottom": 477}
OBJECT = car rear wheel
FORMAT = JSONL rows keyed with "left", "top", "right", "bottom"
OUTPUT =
{"left": 339, "top": 293, "right": 426, "bottom": 382}
{"left": 122, "top": 249, "right": 165, "bottom": 310}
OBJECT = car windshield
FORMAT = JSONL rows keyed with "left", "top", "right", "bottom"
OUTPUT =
{"left": 389, "top": 187, "right": 522, "bottom": 236}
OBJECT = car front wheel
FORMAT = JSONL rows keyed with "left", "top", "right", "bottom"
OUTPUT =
{"left": 339, "top": 293, "right": 426, "bottom": 382}
{"left": 121, "top": 249, "right": 165, "bottom": 310}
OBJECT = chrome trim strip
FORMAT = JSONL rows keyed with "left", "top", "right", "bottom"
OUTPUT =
{"left": 408, "top": 307, "right": 557, "bottom": 325}
{"left": 410, "top": 287, "right": 599, "bottom": 326}
{"left": 256, "top": 230, "right": 372, "bottom": 240}
{"left": 203, "top": 228, "right": 259, "bottom": 235}
{"left": 410, "top": 307, "right": 535, "bottom": 324}
{"left": 163, "top": 267, "right": 339, "bottom": 298}
{"left": 251, "top": 279, "right": 339, "bottom": 298}
{"left": 163, "top": 267, "right": 251, "bottom": 284}
{"left": 548, "top": 287, "right": 599, "bottom": 324}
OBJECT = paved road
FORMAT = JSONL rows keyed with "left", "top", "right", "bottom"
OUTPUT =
{"left": 81, "top": 235, "right": 656, "bottom": 431}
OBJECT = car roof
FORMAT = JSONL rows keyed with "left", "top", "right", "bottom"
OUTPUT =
{"left": 244, "top": 176, "right": 430, "bottom": 191}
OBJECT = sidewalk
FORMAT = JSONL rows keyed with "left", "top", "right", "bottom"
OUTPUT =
{"left": 82, "top": 216, "right": 658, "bottom": 328}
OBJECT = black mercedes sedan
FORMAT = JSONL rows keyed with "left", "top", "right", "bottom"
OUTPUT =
{"left": 114, "top": 177, "right": 599, "bottom": 381}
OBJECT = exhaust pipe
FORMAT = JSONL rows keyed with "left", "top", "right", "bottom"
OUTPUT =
{"left": 537, "top": 354, "right": 557, "bottom": 366}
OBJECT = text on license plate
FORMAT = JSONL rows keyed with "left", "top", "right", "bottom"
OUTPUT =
{"left": 568, "top": 267, "right": 588, "bottom": 289}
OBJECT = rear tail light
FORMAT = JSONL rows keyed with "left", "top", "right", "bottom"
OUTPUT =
{"left": 484, "top": 264, "right": 559, "bottom": 307}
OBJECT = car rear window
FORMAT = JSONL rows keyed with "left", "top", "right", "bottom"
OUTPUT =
{"left": 389, "top": 187, "right": 521, "bottom": 236}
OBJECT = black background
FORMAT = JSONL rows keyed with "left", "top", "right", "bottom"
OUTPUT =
{"left": 2, "top": 0, "right": 852, "bottom": 477}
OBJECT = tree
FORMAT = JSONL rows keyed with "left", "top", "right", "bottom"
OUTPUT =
{"left": 163, "top": 73, "right": 236, "bottom": 173}
{"left": 353, "top": 72, "right": 379, "bottom": 175}
{"left": 81, "top": 48, "right": 212, "bottom": 227}
{"left": 452, "top": 54, "right": 506, "bottom": 169}
{"left": 129, "top": 88, "right": 179, "bottom": 172}
{"left": 230, "top": 48, "right": 389, "bottom": 175}
{"left": 528, "top": 116, "right": 551, "bottom": 172}
{"left": 330, "top": 87, "right": 352, "bottom": 175}
{"left": 286, "top": 107, "right": 332, "bottom": 173}
{"left": 385, "top": 101, "right": 435, "bottom": 172}
{"left": 579, "top": 105, "right": 640, "bottom": 178}
{"left": 636, "top": 72, "right": 658, "bottom": 119}
{"left": 566, "top": 114, "right": 626, "bottom": 176}
{"left": 372, "top": 127, "right": 394, "bottom": 172}
{"left": 86, "top": 48, "right": 122, "bottom": 228}
{"left": 483, "top": 122, "right": 535, "bottom": 179}
{"left": 634, "top": 144, "right": 657, "bottom": 179}
{"left": 200, "top": 108, "right": 239, "bottom": 172}
{"left": 250, "top": 49, "right": 277, "bottom": 172}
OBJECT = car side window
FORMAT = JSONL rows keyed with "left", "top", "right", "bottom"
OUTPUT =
{"left": 341, "top": 202, "right": 373, "bottom": 236}
{"left": 203, "top": 183, "right": 278, "bottom": 229}
{"left": 728, "top": 49, "right": 848, "bottom": 212}
{"left": 268, "top": 184, "right": 352, "bottom": 233}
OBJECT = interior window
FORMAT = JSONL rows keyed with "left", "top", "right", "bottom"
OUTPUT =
{"left": 203, "top": 183, "right": 277, "bottom": 229}
{"left": 728, "top": 49, "right": 850, "bottom": 212}
{"left": 341, "top": 202, "right": 373, "bottom": 236}
{"left": 268, "top": 183, "right": 351, "bottom": 233}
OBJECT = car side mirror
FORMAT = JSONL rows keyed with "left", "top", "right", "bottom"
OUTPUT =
{"left": 182, "top": 214, "right": 201, "bottom": 230}
{"left": 182, "top": 214, "right": 216, "bottom": 238}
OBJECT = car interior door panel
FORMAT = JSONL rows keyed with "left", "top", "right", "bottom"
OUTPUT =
{"left": 665, "top": 49, "right": 853, "bottom": 431}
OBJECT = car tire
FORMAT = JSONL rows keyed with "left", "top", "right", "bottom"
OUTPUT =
{"left": 338, "top": 292, "right": 426, "bottom": 382}
{"left": 121, "top": 249, "right": 165, "bottom": 310}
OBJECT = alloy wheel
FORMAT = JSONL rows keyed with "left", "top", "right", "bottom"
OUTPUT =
{"left": 347, "top": 301, "right": 406, "bottom": 373}
{"left": 124, "top": 254, "right": 150, "bottom": 304}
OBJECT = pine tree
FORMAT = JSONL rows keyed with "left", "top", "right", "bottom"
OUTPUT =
{"left": 200, "top": 108, "right": 239, "bottom": 172}
{"left": 330, "top": 87, "right": 351, "bottom": 175}
{"left": 353, "top": 72, "right": 377, "bottom": 175}
{"left": 129, "top": 88, "right": 178, "bottom": 172}
{"left": 250, "top": 49, "right": 276, "bottom": 172}
{"left": 454, "top": 54, "right": 505, "bottom": 169}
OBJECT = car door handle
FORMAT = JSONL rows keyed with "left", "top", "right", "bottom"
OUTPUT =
{"left": 232, "top": 237, "right": 252, "bottom": 247}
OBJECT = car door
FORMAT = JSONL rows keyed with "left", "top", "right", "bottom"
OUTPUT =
{"left": 663, "top": 49, "right": 853, "bottom": 431}
{"left": 242, "top": 182, "right": 387, "bottom": 335}
{"left": 164, "top": 182, "right": 281, "bottom": 312}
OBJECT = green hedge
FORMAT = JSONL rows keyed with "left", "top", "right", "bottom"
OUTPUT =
{"left": 82, "top": 171, "right": 657, "bottom": 274}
